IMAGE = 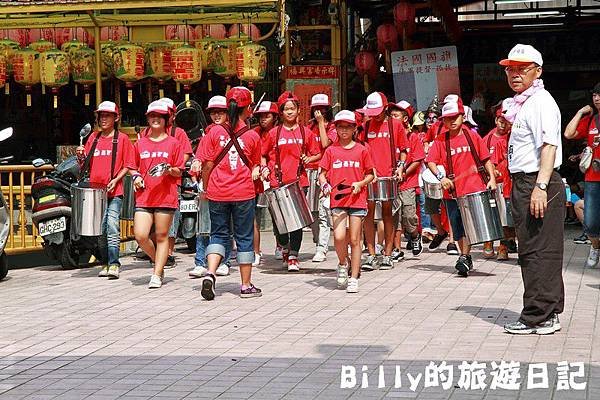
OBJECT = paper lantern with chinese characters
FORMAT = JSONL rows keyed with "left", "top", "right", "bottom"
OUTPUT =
{"left": 212, "top": 41, "right": 238, "bottom": 79}
{"left": 145, "top": 42, "right": 172, "bottom": 98}
{"left": 61, "top": 39, "right": 86, "bottom": 57}
{"left": 228, "top": 24, "right": 261, "bottom": 41}
{"left": 100, "top": 26, "right": 128, "bottom": 42}
{"left": 171, "top": 44, "right": 201, "bottom": 100}
{"left": 393, "top": 2, "right": 416, "bottom": 35}
{"left": 30, "top": 39, "right": 55, "bottom": 53}
{"left": 0, "top": 56, "right": 6, "bottom": 90}
{"left": 195, "top": 38, "right": 216, "bottom": 92}
{"left": 101, "top": 42, "right": 117, "bottom": 78}
{"left": 40, "top": 49, "right": 69, "bottom": 108}
{"left": 71, "top": 46, "right": 96, "bottom": 105}
{"left": 201, "top": 24, "right": 227, "bottom": 40}
{"left": 236, "top": 43, "right": 266, "bottom": 84}
{"left": 354, "top": 50, "right": 376, "bottom": 93}
{"left": 12, "top": 47, "right": 40, "bottom": 106}
{"left": 0, "top": 38, "right": 19, "bottom": 79}
{"left": 114, "top": 43, "right": 144, "bottom": 102}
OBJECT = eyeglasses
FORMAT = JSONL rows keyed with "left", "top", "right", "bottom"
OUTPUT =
{"left": 426, "top": 116, "right": 438, "bottom": 122}
{"left": 504, "top": 65, "right": 538, "bottom": 75}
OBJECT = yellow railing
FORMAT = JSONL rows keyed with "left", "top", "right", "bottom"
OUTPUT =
{"left": 1, "top": 165, "right": 134, "bottom": 255}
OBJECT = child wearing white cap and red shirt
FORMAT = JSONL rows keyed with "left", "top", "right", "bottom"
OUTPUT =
{"left": 319, "top": 110, "right": 374, "bottom": 293}
{"left": 426, "top": 98, "right": 496, "bottom": 277}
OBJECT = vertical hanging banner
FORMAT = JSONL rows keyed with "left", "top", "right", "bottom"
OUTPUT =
{"left": 391, "top": 46, "right": 460, "bottom": 111}
{"left": 286, "top": 65, "right": 339, "bottom": 125}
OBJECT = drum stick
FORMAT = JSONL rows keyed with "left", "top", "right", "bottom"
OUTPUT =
{"left": 252, "top": 92, "right": 267, "bottom": 114}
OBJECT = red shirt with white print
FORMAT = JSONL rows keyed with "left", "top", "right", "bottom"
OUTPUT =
{"left": 134, "top": 135, "right": 184, "bottom": 208}
{"left": 576, "top": 115, "right": 600, "bottom": 182}
{"left": 144, "top": 126, "right": 193, "bottom": 156}
{"left": 266, "top": 124, "right": 320, "bottom": 188}
{"left": 319, "top": 142, "right": 374, "bottom": 209}
{"left": 198, "top": 121, "right": 261, "bottom": 202}
{"left": 362, "top": 118, "right": 408, "bottom": 177}
{"left": 484, "top": 128, "right": 512, "bottom": 198}
{"left": 425, "top": 127, "right": 490, "bottom": 198}
{"left": 305, "top": 121, "right": 337, "bottom": 169}
{"left": 400, "top": 132, "right": 426, "bottom": 191}
{"left": 84, "top": 130, "right": 136, "bottom": 198}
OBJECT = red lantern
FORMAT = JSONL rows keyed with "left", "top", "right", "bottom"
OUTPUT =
{"left": 53, "top": 28, "right": 93, "bottom": 48}
{"left": 376, "top": 23, "right": 399, "bottom": 53}
{"left": 393, "top": 2, "right": 416, "bottom": 35}
{"left": 100, "top": 26, "right": 128, "bottom": 42}
{"left": 165, "top": 25, "right": 198, "bottom": 44}
{"left": 27, "top": 29, "right": 55, "bottom": 44}
{"left": 202, "top": 24, "right": 227, "bottom": 39}
{"left": 228, "top": 24, "right": 261, "bottom": 41}
{"left": 355, "top": 51, "right": 377, "bottom": 93}
{"left": 4, "top": 29, "right": 30, "bottom": 47}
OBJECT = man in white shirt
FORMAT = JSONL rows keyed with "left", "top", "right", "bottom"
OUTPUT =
{"left": 500, "top": 44, "right": 565, "bottom": 335}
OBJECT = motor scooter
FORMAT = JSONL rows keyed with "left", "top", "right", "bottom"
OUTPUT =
{"left": 0, "top": 127, "right": 15, "bottom": 280}
{"left": 179, "top": 160, "right": 198, "bottom": 251}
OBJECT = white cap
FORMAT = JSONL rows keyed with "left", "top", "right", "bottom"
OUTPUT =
{"left": 443, "top": 94, "right": 459, "bottom": 104}
{"left": 463, "top": 105, "right": 478, "bottom": 127}
{"left": 361, "top": 92, "right": 388, "bottom": 117}
{"left": 310, "top": 93, "right": 330, "bottom": 108}
{"left": 334, "top": 110, "right": 357, "bottom": 125}
{"left": 95, "top": 101, "right": 119, "bottom": 115}
{"left": 146, "top": 100, "right": 170, "bottom": 115}
{"left": 207, "top": 95, "right": 227, "bottom": 110}
{"left": 499, "top": 44, "right": 543, "bottom": 66}
{"left": 441, "top": 101, "right": 464, "bottom": 118}
{"left": 254, "top": 100, "right": 278, "bottom": 114}
{"left": 159, "top": 97, "right": 176, "bottom": 113}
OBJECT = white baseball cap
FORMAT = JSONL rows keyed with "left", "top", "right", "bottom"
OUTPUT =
{"left": 159, "top": 97, "right": 176, "bottom": 113}
{"left": 310, "top": 93, "right": 330, "bottom": 108}
{"left": 443, "top": 94, "right": 459, "bottom": 104}
{"left": 334, "top": 110, "right": 357, "bottom": 125}
{"left": 95, "top": 101, "right": 119, "bottom": 116}
{"left": 463, "top": 105, "right": 478, "bottom": 127}
{"left": 146, "top": 100, "right": 170, "bottom": 115}
{"left": 207, "top": 95, "right": 227, "bottom": 110}
{"left": 499, "top": 44, "right": 543, "bottom": 66}
{"left": 361, "top": 92, "right": 388, "bottom": 117}
{"left": 441, "top": 101, "right": 465, "bottom": 118}
{"left": 254, "top": 100, "right": 278, "bottom": 115}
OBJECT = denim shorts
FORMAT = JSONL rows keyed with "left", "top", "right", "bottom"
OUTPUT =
{"left": 424, "top": 197, "right": 442, "bottom": 215}
{"left": 206, "top": 198, "right": 255, "bottom": 265}
{"left": 584, "top": 181, "right": 600, "bottom": 237}
{"left": 332, "top": 207, "right": 367, "bottom": 217}
{"left": 135, "top": 207, "right": 176, "bottom": 214}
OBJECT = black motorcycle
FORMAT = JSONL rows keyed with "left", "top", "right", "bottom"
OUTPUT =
{"left": 179, "top": 160, "right": 198, "bottom": 251}
{"left": 0, "top": 127, "right": 15, "bottom": 281}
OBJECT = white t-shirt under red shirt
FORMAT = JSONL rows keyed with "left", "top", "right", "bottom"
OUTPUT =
{"left": 134, "top": 135, "right": 184, "bottom": 209}
{"left": 319, "top": 142, "right": 374, "bottom": 209}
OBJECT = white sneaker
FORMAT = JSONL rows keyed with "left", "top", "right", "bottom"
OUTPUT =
{"left": 336, "top": 264, "right": 348, "bottom": 289}
{"left": 252, "top": 253, "right": 262, "bottom": 267}
{"left": 275, "top": 246, "right": 283, "bottom": 260}
{"left": 375, "top": 244, "right": 384, "bottom": 255}
{"left": 346, "top": 277, "right": 359, "bottom": 293}
{"left": 216, "top": 264, "right": 230, "bottom": 276}
{"left": 98, "top": 265, "right": 109, "bottom": 277}
{"left": 585, "top": 247, "right": 600, "bottom": 268}
{"left": 312, "top": 250, "right": 326, "bottom": 262}
{"left": 189, "top": 265, "right": 207, "bottom": 278}
{"left": 148, "top": 274, "right": 162, "bottom": 289}
{"left": 287, "top": 256, "right": 300, "bottom": 272}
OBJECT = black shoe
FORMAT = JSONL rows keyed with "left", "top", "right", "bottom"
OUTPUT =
{"left": 201, "top": 273, "right": 216, "bottom": 301}
{"left": 428, "top": 232, "right": 448, "bottom": 250}
{"left": 406, "top": 239, "right": 413, "bottom": 251}
{"left": 135, "top": 252, "right": 150, "bottom": 260}
{"left": 455, "top": 255, "right": 470, "bottom": 277}
{"left": 446, "top": 242, "right": 459, "bottom": 255}
{"left": 391, "top": 249, "right": 404, "bottom": 262}
{"left": 507, "top": 239, "right": 518, "bottom": 253}
{"left": 464, "top": 254, "right": 473, "bottom": 270}
{"left": 164, "top": 255, "right": 176, "bottom": 268}
{"left": 412, "top": 234, "right": 423, "bottom": 257}
{"left": 574, "top": 233, "right": 591, "bottom": 245}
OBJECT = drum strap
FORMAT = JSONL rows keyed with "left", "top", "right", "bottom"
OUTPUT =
{"left": 274, "top": 125, "right": 306, "bottom": 186}
{"left": 109, "top": 131, "right": 119, "bottom": 181}
{"left": 445, "top": 128, "right": 488, "bottom": 185}
{"left": 364, "top": 120, "right": 397, "bottom": 172}
{"left": 212, "top": 124, "right": 252, "bottom": 168}
{"left": 81, "top": 132, "right": 101, "bottom": 180}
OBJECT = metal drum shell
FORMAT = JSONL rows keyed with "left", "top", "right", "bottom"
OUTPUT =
{"left": 494, "top": 183, "right": 513, "bottom": 227}
{"left": 306, "top": 168, "right": 320, "bottom": 212}
{"left": 266, "top": 180, "right": 314, "bottom": 234}
{"left": 71, "top": 182, "right": 107, "bottom": 236}
{"left": 367, "top": 177, "right": 397, "bottom": 202}
{"left": 457, "top": 190, "right": 503, "bottom": 245}
{"left": 256, "top": 192, "right": 269, "bottom": 208}
{"left": 421, "top": 166, "right": 444, "bottom": 200}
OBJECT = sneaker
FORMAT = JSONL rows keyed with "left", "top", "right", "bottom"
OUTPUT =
{"left": 201, "top": 274, "right": 216, "bottom": 300}
{"left": 375, "top": 243, "right": 384, "bottom": 255}
{"left": 391, "top": 248, "right": 405, "bottom": 262}
{"left": 585, "top": 247, "right": 600, "bottom": 268}
{"left": 455, "top": 255, "right": 470, "bottom": 277}
{"left": 412, "top": 234, "right": 423, "bottom": 257}
{"left": 361, "top": 254, "right": 377, "bottom": 271}
{"left": 346, "top": 277, "right": 359, "bottom": 293}
{"left": 252, "top": 252, "right": 262, "bottom": 267}
{"left": 497, "top": 243, "right": 509, "bottom": 261}
{"left": 312, "top": 250, "right": 327, "bottom": 263}
{"left": 446, "top": 242, "right": 459, "bottom": 256}
{"left": 336, "top": 264, "right": 349, "bottom": 289}
{"left": 429, "top": 232, "right": 448, "bottom": 250}
{"left": 504, "top": 319, "right": 558, "bottom": 335}
{"left": 216, "top": 263, "right": 230, "bottom": 276}
{"left": 483, "top": 242, "right": 496, "bottom": 259}
{"left": 552, "top": 313, "right": 561, "bottom": 332}
{"left": 135, "top": 252, "right": 150, "bottom": 260}
{"left": 107, "top": 264, "right": 120, "bottom": 279}
{"left": 574, "top": 233, "right": 591, "bottom": 245}
{"left": 148, "top": 274, "right": 162, "bottom": 289}
{"left": 98, "top": 265, "right": 109, "bottom": 277}
{"left": 507, "top": 239, "right": 518, "bottom": 253}
{"left": 164, "top": 255, "right": 176, "bottom": 269}
{"left": 275, "top": 246, "right": 283, "bottom": 260}
{"left": 287, "top": 256, "right": 300, "bottom": 272}
{"left": 422, "top": 232, "right": 433, "bottom": 244}
{"left": 379, "top": 255, "right": 394, "bottom": 270}
{"left": 189, "top": 265, "right": 208, "bottom": 278}
{"left": 240, "top": 284, "right": 262, "bottom": 298}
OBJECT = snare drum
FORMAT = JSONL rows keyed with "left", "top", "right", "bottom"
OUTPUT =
{"left": 367, "top": 177, "right": 397, "bottom": 201}
{"left": 421, "top": 166, "right": 445, "bottom": 200}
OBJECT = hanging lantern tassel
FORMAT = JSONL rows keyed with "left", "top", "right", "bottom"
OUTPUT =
{"left": 74, "top": 84, "right": 78, "bottom": 97}
{"left": 41, "top": 84, "right": 46, "bottom": 95}
{"left": 184, "top": 85, "right": 190, "bottom": 101}
{"left": 26, "top": 89, "right": 32, "bottom": 107}
{"left": 176, "top": 82, "right": 180, "bottom": 93}
{"left": 53, "top": 94, "right": 58, "bottom": 109}
{"left": 159, "top": 87, "right": 164, "bottom": 99}
{"left": 4, "top": 83, "right": 9, "bottom": 95}
{"left": 208, "top": 78, "right": 212, "bottom": 92}
{"left": 225, "top": 77, "right": 230, "bottom": 93}
{"left": 84, "top": 87, "right": 90, "bottom": 106}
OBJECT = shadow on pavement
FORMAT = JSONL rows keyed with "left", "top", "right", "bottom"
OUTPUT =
{"left": 452, "top": 306, "right": 521, "bottom": 327}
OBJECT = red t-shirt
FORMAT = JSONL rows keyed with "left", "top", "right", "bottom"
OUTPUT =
{"left": 362, "top": 118, "right": 408, "bottom": 177}
{"left": 253, "top": 126, "right": 273, "bottom": 195}
{"left": 84, "top": 131, "right": 136, "bottom": 198}
{"left": 425, "top": 120, "right": 444, "bottom": 143}
{"left": 198, "top": 121, "right": 261, "bottom": 202}
{"left": 266, "top": 125, "right": 320, "bottom": 188}
{"left": 305, "top": 121, "right": 337, "bottom": 169}
{"left": 144, "top": 126, "right": 193, "bottom": 156}
{"left": 576, "top": 115, "right": 600, "bottom": 182}
{"left": 484, "top": 128, "right": 512, "bottom": 198}
{"left": 400, "top": 132, "right": 426, "bottom": 191}
{"left": 319, "top": 142, "right": 374, "bottom": 209}
{"left": 134, "top": 135, "right": 184, "bottom": 208}
{"left": 425, "top": 127, "right": 490, "bottom": 198}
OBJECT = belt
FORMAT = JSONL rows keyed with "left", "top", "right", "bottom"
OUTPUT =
{"left": 510, "top": 168, "right": 559, "bottom": 179}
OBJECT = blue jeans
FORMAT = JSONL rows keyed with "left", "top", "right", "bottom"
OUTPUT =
{"left": 444, "top": 199, "right": 465, "bottom": 242}
{"left": 195, "top": 234, "right": 232, "bottom": 267}
{"left": 206, "top": 199, "right": 254, "bottom": 264}
{"left": 419, "top": 192, "right": 432, "bottom": 231}
{"left": 584, "top": 181, "right": 600, "bottom": 237}
{"left": 99, "top": 196, "right": 122, "bottom": 266}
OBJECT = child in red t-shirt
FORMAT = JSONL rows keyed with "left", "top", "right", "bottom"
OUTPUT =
{"left": 426, "top": 98, "right": 497, "bottom": 277}
{"left": 319, "top": 110, "right": 374, "bottom": 293}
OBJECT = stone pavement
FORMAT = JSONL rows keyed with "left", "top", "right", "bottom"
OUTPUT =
{"left": 0, "top": 227, "right": 598, "bottom": 400}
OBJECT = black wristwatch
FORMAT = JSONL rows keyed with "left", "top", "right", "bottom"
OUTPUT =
{"left": 535, "top": 182, "right": 548, "bottom": 191}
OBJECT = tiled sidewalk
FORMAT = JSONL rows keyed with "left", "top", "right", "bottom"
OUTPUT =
{"left": 0, "top": 228, "right": 598, "bottom": 400}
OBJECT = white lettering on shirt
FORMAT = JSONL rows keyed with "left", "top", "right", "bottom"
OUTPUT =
{"left": 332, "top": 159, "right": 361, "bottom": 169}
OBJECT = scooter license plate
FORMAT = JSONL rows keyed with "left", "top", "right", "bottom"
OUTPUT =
{"left": 38, "top": 216, "right": 66, "bottom": 237}
{"left": 179, "top": 199, "right": 198, "bottom": 212}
